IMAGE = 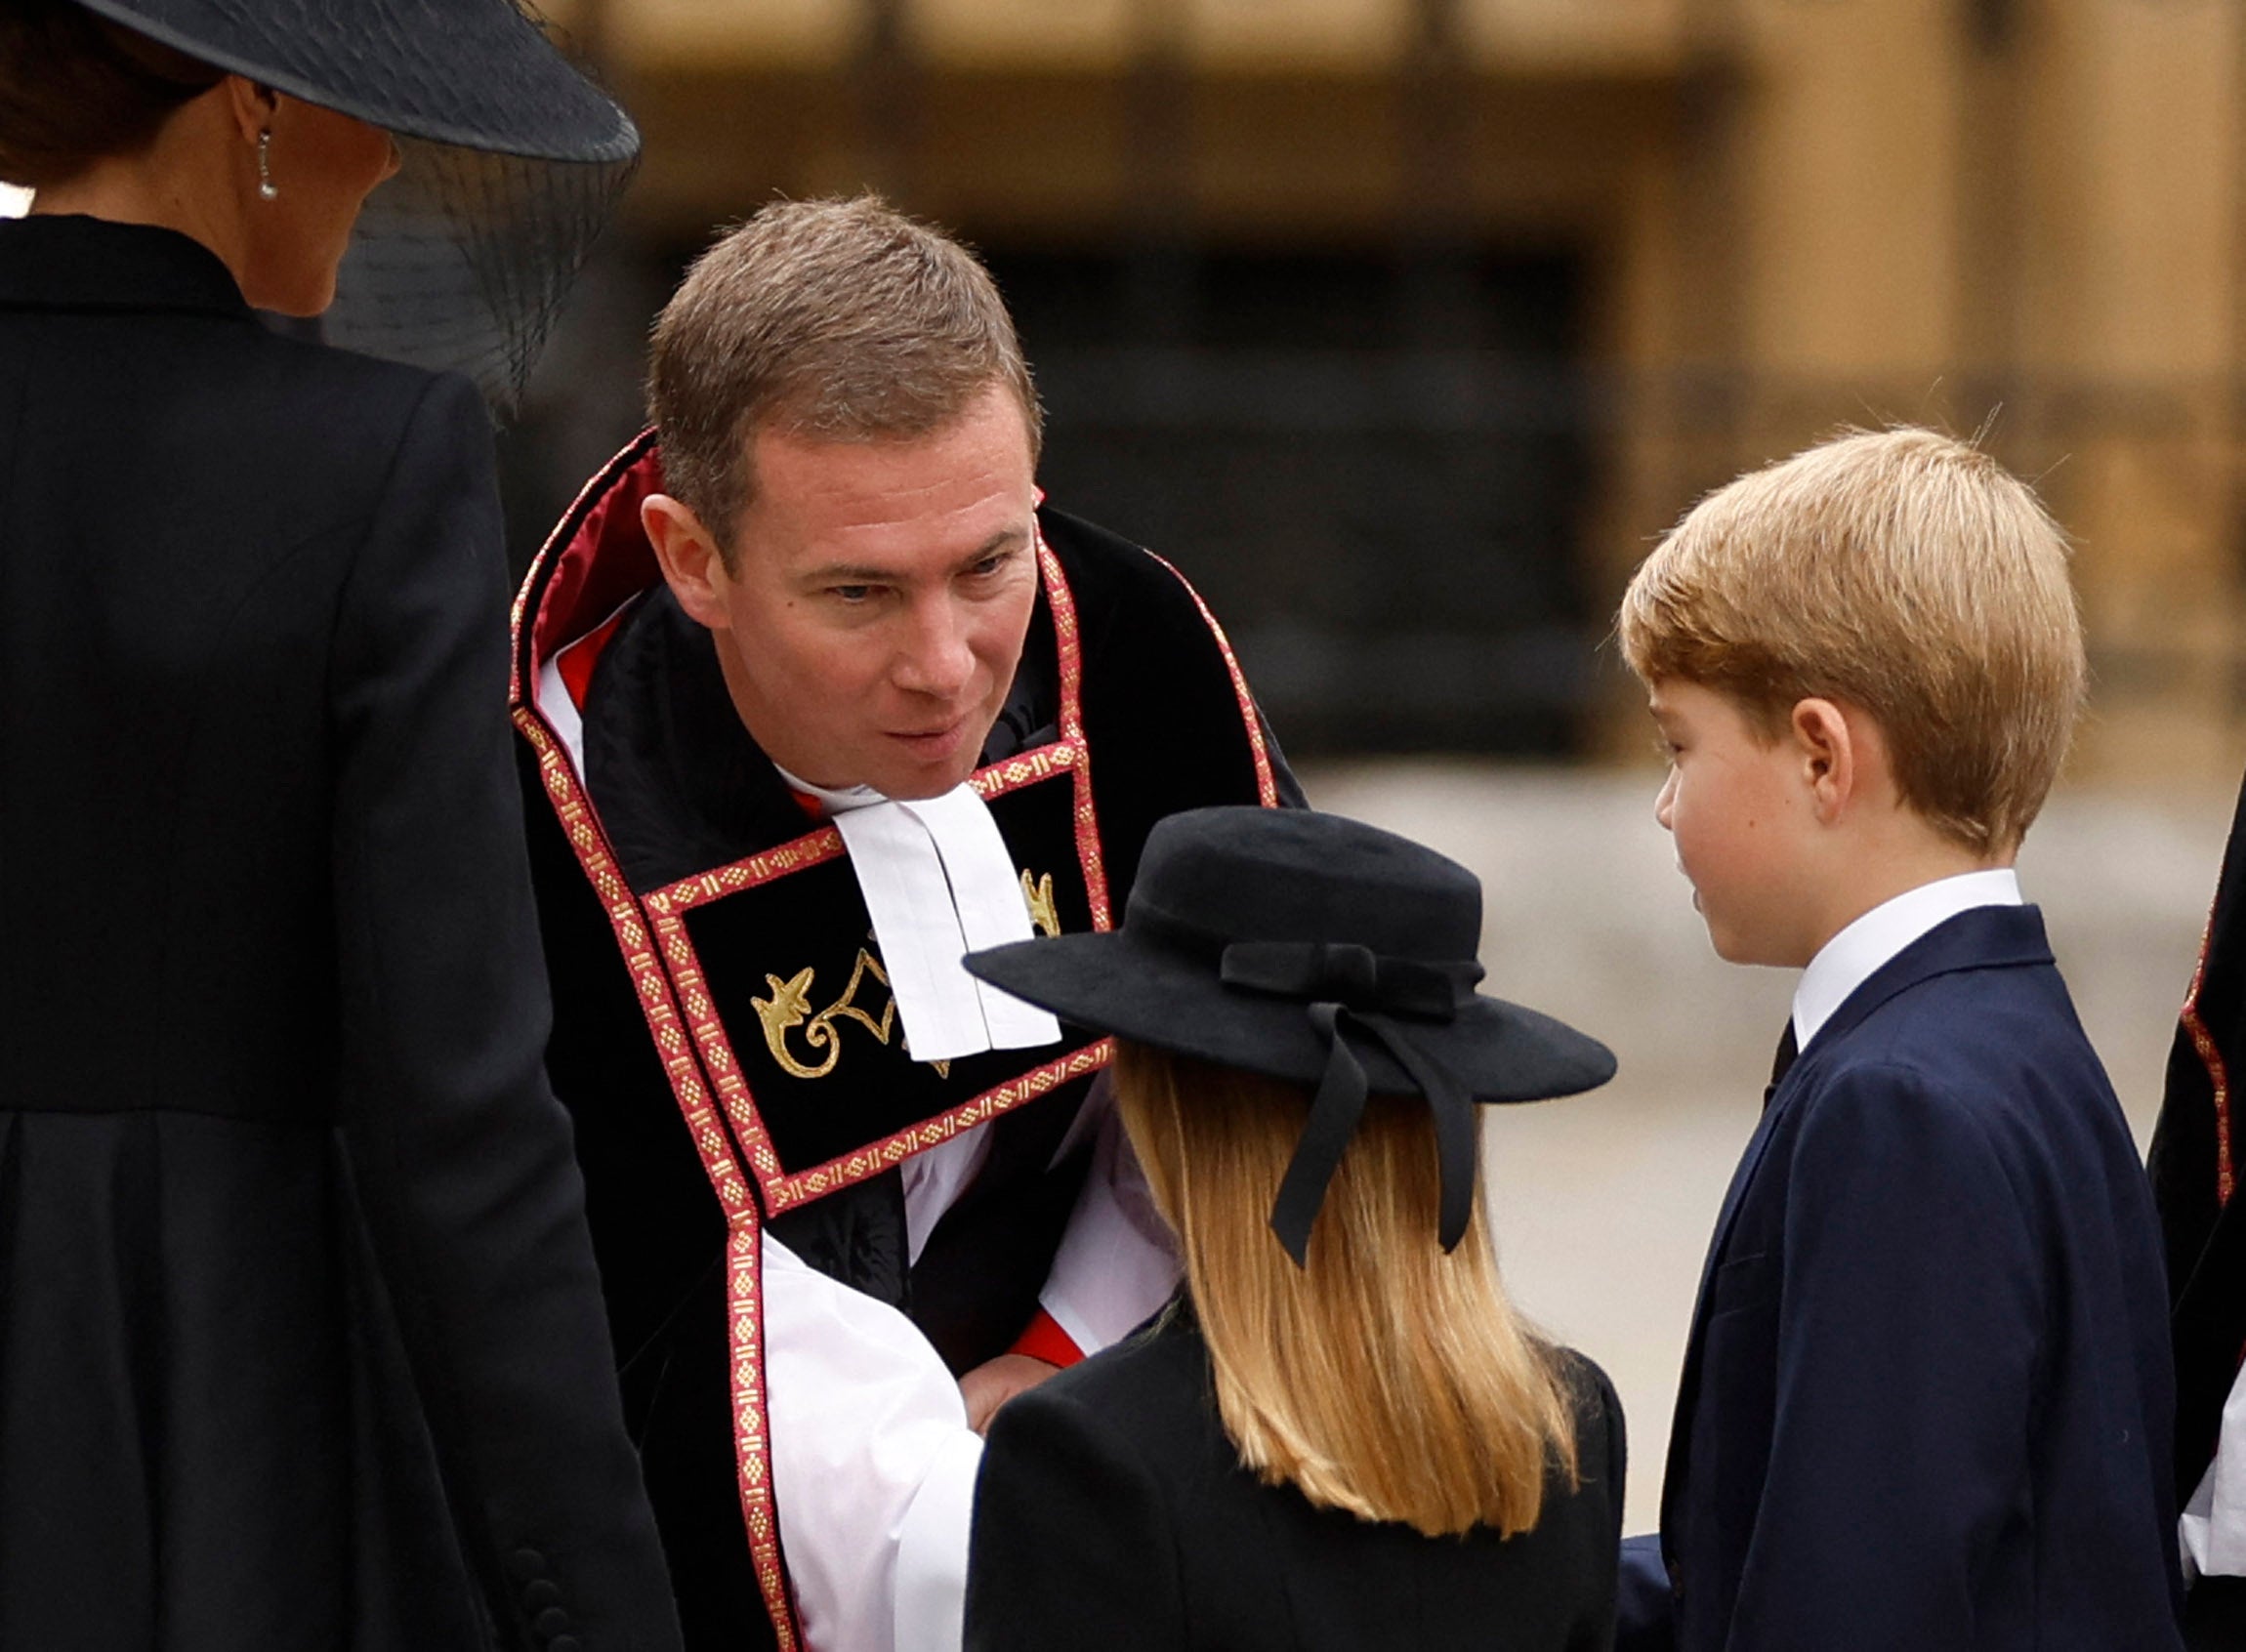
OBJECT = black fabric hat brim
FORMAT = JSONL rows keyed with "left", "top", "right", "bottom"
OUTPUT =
{"left": 71, "top": 1, "right": 643, "bottom": 400}
{"left": 74, "top": 0, "right": 637, "bottom": 161}
{"left": 966, "top": 930, "right": 1616, "bottom": 1104}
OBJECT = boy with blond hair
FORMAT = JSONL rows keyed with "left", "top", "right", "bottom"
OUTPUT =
{"left": 1615, "top": 429, "right": 2183, "bottom": 1650}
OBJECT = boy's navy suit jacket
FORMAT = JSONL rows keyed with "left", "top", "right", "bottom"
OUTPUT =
{"left": 1625, "top": 904, "right": 2184, "bottom": 1652}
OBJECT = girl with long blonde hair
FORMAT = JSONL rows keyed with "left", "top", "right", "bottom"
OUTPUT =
{"left": 961, "top": 805, "right": 1625, "bottom": 1652}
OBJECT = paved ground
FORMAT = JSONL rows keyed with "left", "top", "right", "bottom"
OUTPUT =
{"left": 1298, "top": 762, "right": 2236, "bottom": 1531}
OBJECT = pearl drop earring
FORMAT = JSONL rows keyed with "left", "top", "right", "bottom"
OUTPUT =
{"left": 257, "top": 130, "right": 277, "bottom": 201}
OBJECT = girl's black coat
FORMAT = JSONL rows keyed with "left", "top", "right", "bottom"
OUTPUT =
{"left": 967, "top": 1304, "right": 1625, "bottom": 1652}
{"left": 0, "top": 215, "right": 679, "bottom": 1652}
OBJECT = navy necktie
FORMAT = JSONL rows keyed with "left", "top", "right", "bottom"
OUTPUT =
{"left": 1764, "top": 1021, "right": 1800, "bottom": 1110}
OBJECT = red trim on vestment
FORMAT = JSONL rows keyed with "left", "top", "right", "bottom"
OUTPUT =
{"left": 556, "top": 604, "right": 632, "bottom": 711}
{"left": 652, "top": 828, "right": 850, "bottom": 914}
{"left": 1040, "top": 532, "right": 1114, "bottom": 931}
{"left": 1144, "top": 549, "right": 1279, "bottom": 808}
{"left": 512, "top": 429, "right": 665, "bottom": 705}
{"left": 631, "top": 537, "right": 1116, "bottom": 1216}
{"left": 639, "top": 875, "right": 1113, "bottom": 1217}
{"left": 508, "top": 438, "right": 1273, "bottom": 1652}
{"left": 510, "top": 434, "right": 806, "bottom": 1643}
{"left": 509, "top": 704, "right": 802, "bottom": 1648}
{"left": 648, "top": 741, "right": 1082, "bottom": 916}
{"left": 2182, "top": 903, "right": 2235, "bottom": 1208}
{"left": 1008, "top": 1308, "right": 1086, "bottom": 1370}
{"left": 765, "top": 1040, "right": 1115, "bottom": 1213}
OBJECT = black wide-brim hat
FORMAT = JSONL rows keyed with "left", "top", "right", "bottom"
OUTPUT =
{"left": 966, "top": 806, "right": 1615, "bottom": 1263}
{"left": 76, "top": 0, "right": 641, "bottom": 401}
{"left": 76, "top": 0, "right": 634, "bottom": 160}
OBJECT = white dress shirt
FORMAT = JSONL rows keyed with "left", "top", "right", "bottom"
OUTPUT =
{"left": 1791, "top": 868, "right": 2024, "bottom": 1051}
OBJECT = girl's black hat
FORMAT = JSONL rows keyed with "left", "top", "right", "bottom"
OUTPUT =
{"left": 965, "top": 806, "right": 1615, "bottom": 1265}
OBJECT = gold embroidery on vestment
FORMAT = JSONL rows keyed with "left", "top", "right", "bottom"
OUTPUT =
{"left": 752, "top": 950, "right": 896, "bottom": 1080}
{"left": 750, "top": 870, "right": 1062, "bottom": 1082}
{"left": 1020, "top": 870, "right": 1061, "bottom": 938}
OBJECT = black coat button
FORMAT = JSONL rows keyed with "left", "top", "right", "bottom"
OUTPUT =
{"left": 534, "top": 1607, "right": 570, "bottom": 1638}
{"left": 506, "top": 1548, "right": 546, "bottom": 1583}
{"left": 523, "top": 1581, "right": 562, "bottom": 1611}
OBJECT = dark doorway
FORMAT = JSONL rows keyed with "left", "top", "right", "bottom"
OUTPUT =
{"left": 984, "top": 243, "right": 1596, "bottom": 759}
{"left": 497, "top": 237, "right": 1599, "bottom": 761}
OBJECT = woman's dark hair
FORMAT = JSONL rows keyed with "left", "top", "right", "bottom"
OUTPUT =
{"left": 0, "top": 0, "right": 225, "bottom": 188}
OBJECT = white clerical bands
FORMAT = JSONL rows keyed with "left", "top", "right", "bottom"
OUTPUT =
{"left": 779, "top": 768, "right": 1062, "bottom": 1064}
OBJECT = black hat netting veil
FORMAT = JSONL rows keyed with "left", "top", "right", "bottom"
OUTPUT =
{"left": 68, "top": 0, "right": 642, "bottom": 406}
{"left": 326, "top": 133, "right": 637, "bottom": 408}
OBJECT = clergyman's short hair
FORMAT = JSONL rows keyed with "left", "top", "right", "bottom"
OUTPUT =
{"left": 646, "top": 194, "right": 1042, "bottom": 559}
{"left": 1616, "top": 427, "right": 2086, "bottom": 854}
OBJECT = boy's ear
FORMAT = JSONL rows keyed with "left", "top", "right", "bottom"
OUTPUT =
{"left": 1790, "top": 697, "right": 1856, "bottom": 824}
{"left": 642, "top": 494, "right": 733, "bottom": 633}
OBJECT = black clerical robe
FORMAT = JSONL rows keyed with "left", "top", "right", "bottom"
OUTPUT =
{"left": 512, "top": 430, "right": 1295, "bottom": 1649}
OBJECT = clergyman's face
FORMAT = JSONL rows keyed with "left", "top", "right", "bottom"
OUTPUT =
{"left": 697, "top": 383, "right": 1041, "bottom": 800}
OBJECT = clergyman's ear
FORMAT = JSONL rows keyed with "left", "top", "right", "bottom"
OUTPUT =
{"left": 642, "top": 494, "right": 732, "bottom": 632}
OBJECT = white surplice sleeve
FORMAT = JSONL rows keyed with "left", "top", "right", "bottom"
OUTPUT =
{"left": 1034, "top": 1079, "right": 1182, "bottom": 1356}
{"left": 2183, "top": 1361, "right": 2246, "bottom": 1581}
{"left": 762, "top": 1077, "right": 1178, "bottom": 1652}
{"left": 762, "top": 1233, "right": 982, "bottom": 1652}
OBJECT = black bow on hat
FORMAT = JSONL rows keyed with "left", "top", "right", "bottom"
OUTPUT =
{"left": 964, "top": 806, "right": 1615, "bottom": 1266}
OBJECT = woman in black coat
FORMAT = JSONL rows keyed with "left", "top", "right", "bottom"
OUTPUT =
{"left": 0, "top": 4, "right": 678, "bottom": 1647}
{"left": 962, "top": 807, "right": 1628, "bottom": 1652}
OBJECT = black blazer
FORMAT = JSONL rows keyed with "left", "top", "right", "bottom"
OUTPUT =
{"left": 967, "top": 1304, "right": 1624, "bottom": 1652}
{"left": 0, "top": 216, "right": 679, "bottom": 1651}
{"left": 1627, "top": 906, "right": 2181, "bottom": 1652}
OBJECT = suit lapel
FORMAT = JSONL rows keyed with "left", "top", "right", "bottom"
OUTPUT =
{"left": 1659, "top": 1066, "right": 1804, "bottom": 1546}
{"left": 1658, "top": 903, "right": 2056, "bottom": 1554}
{"left": 1805, "top": 902, "right": 2052, "bottom": 1054}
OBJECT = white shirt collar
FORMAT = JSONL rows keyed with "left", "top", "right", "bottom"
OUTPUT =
{"left": 1791, "top": 868, "right": 2023, "bottom": 1050}
{"left": 777, "top": 766, "right": 887, "bottom": 816}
